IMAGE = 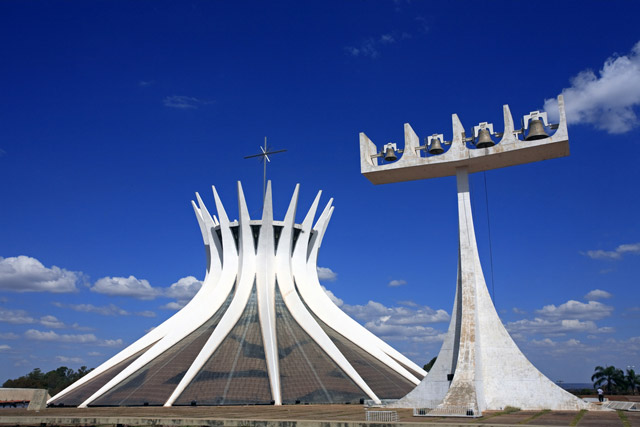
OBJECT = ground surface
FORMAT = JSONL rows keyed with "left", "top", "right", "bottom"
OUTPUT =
{"left": 0, "top": 404, "right": 639, "bottom": 426}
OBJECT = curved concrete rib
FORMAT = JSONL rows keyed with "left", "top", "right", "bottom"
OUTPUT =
{"left": 256, "top": 181, "right": 281, "bottom": 404}
{"left": 165, "top": 182, "right": 257, "bottom": 406}
{"left": 77, "top": 186, "right": 239, "bottom": 408}
{"left": 53, "top": 181, "right": 423, "bottom": 408}
{"left": 292, "top": 196, "right": 421, "bottom": 386}
{"left": 50, "top": 195, "right": 224, "bottom": 406}
{"left": 279, "top": 188, "right": 380, "bottom": 402}
{"left": 306, "top": 203, "right": 427, "bottom": 379}
{"left": 195, "top": 192, "right": 223, "bottom": 276}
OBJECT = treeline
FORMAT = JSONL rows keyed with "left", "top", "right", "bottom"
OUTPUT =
{"left": 592, "top": 365, "right": 640, "bottom": 395}
{"left": 2, "top": 366, "right": 93, "bottom": 396}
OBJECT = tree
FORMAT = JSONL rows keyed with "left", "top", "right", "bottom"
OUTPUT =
{"left": 3, "top": 366, "right": 93, "bottom": 396}
{"left": 624, "top": 368, "right": 640, "bottom": 395}
{"left": 591, "top": 365, "right": 625, "bottom": 394}
{"left": 423, "top": 357, "right": 437, "bottom": 372}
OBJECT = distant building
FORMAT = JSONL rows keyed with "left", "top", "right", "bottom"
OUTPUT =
{"left": 49, "top": 182, "right": 425, "bottom": 407}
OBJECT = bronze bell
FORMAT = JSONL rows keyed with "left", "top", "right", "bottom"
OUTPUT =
{"left": 428, "top": 137, "right": 444, "bottom": 154}
{"left": 525, "top": 119, "right": 549, "bottom": 141}
{"left": 475, "top": 128, "right": 495, "bottom": 148}
{"left": 384, "top": 146, "right": 398, "bottom": 162}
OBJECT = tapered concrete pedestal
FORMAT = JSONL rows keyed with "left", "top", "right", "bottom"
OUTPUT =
{"left": 389, "top": 167, "right": 594, "bottom": 413}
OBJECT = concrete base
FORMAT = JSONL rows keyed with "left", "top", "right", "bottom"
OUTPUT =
{"left": 0, "top": 388, "right": 50, "bottom": 411}
{"left": 389, "top": 168, "right": 597, "bottom": 412}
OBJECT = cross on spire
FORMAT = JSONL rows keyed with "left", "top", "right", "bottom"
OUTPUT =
{"left": 244, "top": 137, "right": 287, "bottom": 203}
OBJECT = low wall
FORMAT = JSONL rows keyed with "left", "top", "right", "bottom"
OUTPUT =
{"left": 0, "top": 388, "right": 50, "bottom": 411}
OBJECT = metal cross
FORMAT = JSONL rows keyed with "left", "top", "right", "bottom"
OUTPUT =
{"left": 244, "top": 137, "right": 287, "bottom": 203}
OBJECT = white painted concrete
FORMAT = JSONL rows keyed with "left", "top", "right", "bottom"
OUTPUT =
{"left": 390, "top": 168, "right": 593, "bottom": 411}
{"left": 360, "top": 95, "right": 569, "bottom": 184}
{"left": 51, "top": 181, "right": 423, "bottom": 407}
{"left": 364, "top": 96, "right": 599, "bottom": 411}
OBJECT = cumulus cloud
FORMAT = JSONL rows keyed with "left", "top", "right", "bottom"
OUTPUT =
{"left": 342, "top": 300, "right": 449, "bottom": 343}
{"left": 544, "top": 41, "right": 640, "bottom": 133}
{"left": 137, "top": 310, "right": 156, "bottom": 318}
{"left": 99, "top": 338, "right": 123, "bottom": 347}
{"left": 317, "top": 267, "right": 337, "bottom": 282}
{"left": 582, "top": 243, "right": 640, "bottom": 260}
{"left": 39, "top": 315, "right": 65, "bottom": 328}
{"left": 166, "top": 276, "right": 202, "bottom": 301}
{"left": 24, "top": 329, "right": 97, "bottom": 343}
{"left": 53, "top": 301, "right": 153, "bottom": 318}
{"left": 319, "top": 289, "right": 448, "bottom": 344}
{"left": 343, "top": 300, "right": 449, "bottom": 325}
{"left": 163, "top": 95, "right": 210, "bottom": 109}
{"left": 24, "top": 329, "right": 123, "bottom": 347}
{"left": 56, "top": 355, "right": 84, "bottom": 364}
{"left": 54, "top": 302, "right": 129, "bottom": 316}
{"left": 321, "top": 285, "right": 343, "bottom": 306}
{"left": 0, "top": 332, "right": 19, "bottom": 339}
{"left": 528, "top": 338, "right": 596, "bottom": 355}
{"left": 91, "top": 276, "right": 158, "bottom": 300}
{"left": 388, "top": 279, "right": 407, "bottom": 287}
{"left": 0, "top": 344, "right": 11, "bottom": 351}
{"left": 0, "top": 308, "right": 35, "bottom": 324}
{"left": 536, "top": 300, "right": 613, "bottom": 321}
{"left": 0, "top": 256, "right": 80, "bottom": 293}
{"left": 506, "top": 318, "right": 613, "bottom": 336}
{"left": 585, "top": 289, "right": 613, "bottom": 300}
{"left": 160, "top": 301, "right": 184, "bottom": 310}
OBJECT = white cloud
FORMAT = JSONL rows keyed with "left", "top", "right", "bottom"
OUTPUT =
{"left": 0, "top": 332, "right": 19, "bottom": 339}
{"left": 163, "top": 95, "right": 210, "bottom": 109}
{"left": 0, "top": 308, "right": 35, "bottom": 324}
{"left": 536, "top": 300, "right": 613, "bottom": 321}
{"left": 54, "top": 302, "right": 129, "bottom": 316}
{"left": 55, "top": 355, "right": 84, "bottom": 364}
{"left": 321, "top": 285, "right": 343, "bottom": 306}
{"left": 0, "top": 344, "right": 11, "bottom": 351}
{"left": 136, "top": 310, "right": 156, "bottom": 318}
{"left": 317, "top": 267, "right": 337, "bottom": 282}
{"left": 24, "top": 329, "right": 97, "bottom": 343}
{"left": 582, "top": 242, "right": 640, "bottom": 260}
{"left": 512, "top": 307, "right": 527, "bottom": 315}
{"left": 506, "top": 318, "right": 613, "bottom": 336}
{"left": 345, "top": 32, "right": 407, "bottom": 59}
{"left": 40, "top": 315, "right": 65, "bottom": 328}
{"left": 318, "top": 290, "right": 448, "bottom": 344}
{"left": 0, "top": 256, "right": 80, "bottom": 293}
{"left": 585, "top": 289, "right": 613, "bottom": 300}
{"left": 397, "top": 300, "right": 418, "bottom": 307}
{"left": 165, "top": 276, "right": 202, "bottom": 302}
{"left": 87, "top": 351, "right": 101, "bottom": 356}
{"left": 343, "top": 300, "right": 449, "bottom": 326}
{"left": 388, "top": 279, "right": 407, "bottom": 287}
{"left": 91, "top": 275, "right": 158, "bottom": 300}
{"left": 24, "top": 329, "right": 122, "bottom": 347}
{"left": 544, "top": 41, "right": 640, "bottom": 133}
{"left": 160, "top": 301, "right": 184, "bottom": 311}
{"left": 99, "top": 338, "right": 123, "bottom": 347}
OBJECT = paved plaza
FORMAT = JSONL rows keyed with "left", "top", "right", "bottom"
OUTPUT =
{"left": 0, "top": 404, "right": 639, "bottom": 426}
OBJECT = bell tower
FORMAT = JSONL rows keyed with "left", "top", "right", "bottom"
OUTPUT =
{"left": 359, "top": 95, "right": 595, "bottom": 415}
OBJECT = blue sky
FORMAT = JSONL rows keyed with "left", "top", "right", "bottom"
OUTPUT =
{"left": 1, "top": 0, "right": 639, "bottom": 385}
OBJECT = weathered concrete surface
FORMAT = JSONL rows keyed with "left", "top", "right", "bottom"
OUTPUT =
{"left": 389, "top": 168, "right": 595, "bottom": 412}
{"left": 0, "top": 389, "right": 49, "bottom": 411}
{"left": 360, "top": 96, "right": 569, "bottom": 184}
